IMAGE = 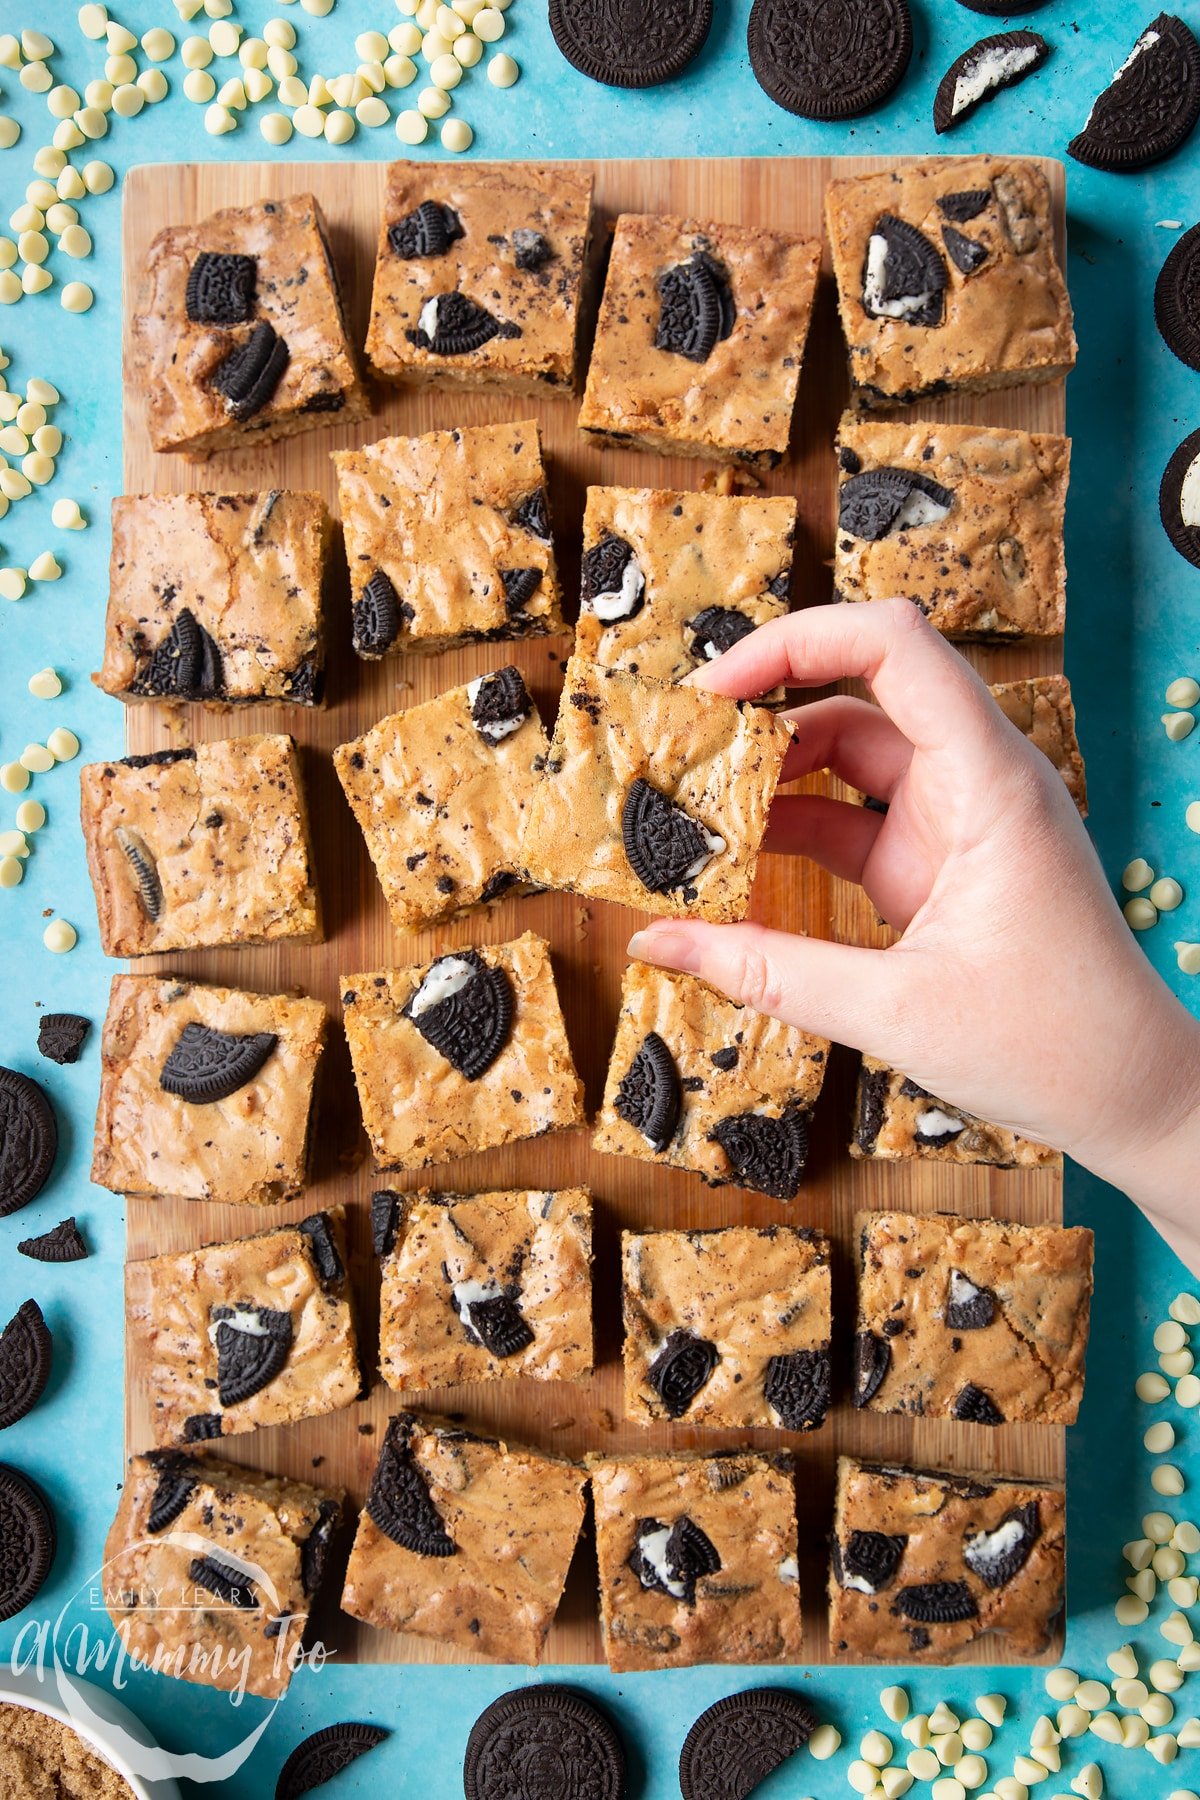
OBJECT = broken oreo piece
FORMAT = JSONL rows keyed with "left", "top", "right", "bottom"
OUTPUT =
{"left": 838, "top": 467, "right": 955, "bottom": 541}
{"left": 500, "top": 567, "right": 543, "bottom": 619}
{"left": 212, "top": 1305, "right": 294, "bottom": 1407}
{"left": 656, "top": 251, "right": 735, "bottom": 363}
{"left": 1070, "top": 12, "right": 1200, "bottom": 172}
{"left": 853, "top": 1329, "right": 891, "bottom": 1407}
{"left": 366, "top": 1415, "right": 456, "bottom": 1556}
{"left": 403, "top": 951, "right": 514, "bottom": 1081}
{"left": 0, "top": 1300, "right": 52, "bottom": 1432}
{"left": 36, "top": 1012, "right": 90, "bottom": 1066}
{"left": 763, "top": 1347, "right": 830, "bottom": 1431}
{"left": 945, "top": 1269, "right": 996, "bottom": 1331}
{"left": 0, "top": 1464, "right": 56, "bottom": 1623}
{"left": 548, "top": 0, "right": 711, "bottom": 88}
{"left": 838, "top": 1527, "right": 906, "bottom": 1593}
{"left": 1155, "top": 222, "right": 1200, "bottom": 370}
{"left": 953, "top": 1382, "right": 1005, "bottom": 1425}
{"left": 211, "top": 320, "right": 290, "bottom": 420}
{"left": 747, "top": 0, "right": 912, "bottom": 120}
{"left": 189, "top": 1554, "right": 259, "bottom": 1609}
{"left": 353, "top": 568, "right": 405, "bottom": 658}
{"left": 942, "top": 225, "right": 989, "bottom": 275}
{"left": 679, "top": 1689, "right": 818, "bottom": 1800}
{"left": 933, "top": 30, "right": 1048, "bottom": 134}
{"left": 512, "top": 487, "right": 551, "bottom": 540}
{"left": 614, "top": 1030, "right": 682, "bottom": 1153}
{"left": 182, "top": 1413, "right": 224, "bottom": 1442}
{"left": 145, "top": 1452, "right": 199, "bottom": 1534}
{"left": 686, "top": 606, "right": 757, "bottom": 661}
{"left": 464, "top": 1687, "right": 625, "bottom": 1800}
{"left": 0, "top": 1067, "right": 57, "bottom": 1219}
{"left": 963, "top": 1501, "right": 1040, "bottom": 1588}
{"left": 854, "top": 1063, "right": 891, "bottom": 1153}
{"left": 630, "top": 1514, "right": 722, "bottom": 1605}
{"left": 454, "top": 1285, "right": 535, "bottom": 1359}
{"left": 708, "top": 1110, "right": 809, "bottom": 1200}
{"left": 160, "top": 1022, "right": 279, "bottom": 1104}
{"left": 301, "top": 1499, "right": 340, "bottom": 1598}
{"left": 469, "top": 666, "right": 533, "bottom": 744}
{"left": 512, "top": 228, "right": 554, "bottom": 270}
{"left": 275, "top": 1723, "right": 389, "bottom": 1800}
{"left": 895, "top": 1579, "right": 978, "bottom": 1624}
{"left": 862, "top": 214, "right": 948, "bottom": 327}
{"left": 938, "top": 187, "right": 992, "bottom": 222}
{"left": 18, "top": 1217, "right": 88, "bottom": 1263}
{"left": 406, "top": 291, "right": 519, "bottom": 355}
{"left": 647, "top": 1328, "right": 719, "bottom": 1418}
{"left": 581, "top": 533, "right": 645, "bottom": 623}
{"left": 116, "top": 828, "right": 164, "bottom": 921}
{"left": 388, "top": 200, "right": 463, "bottom": 259}
{"left": 186, "top": 251, "right": 256, "bottom": 326}
{"left": 622, "top": 777, "right": 726, "bottom": 896}
{"left": 371, "top": 1190, "right": 404, "bottom": 1259}
{"left": 132, "top": 607, "right": 224, "bottom": 701}
{"left": 1160, "top": 426, "right": 1200, "bottom": 570}
{"left": 298, "top": 1212, "right": 345, "bottom": 1287}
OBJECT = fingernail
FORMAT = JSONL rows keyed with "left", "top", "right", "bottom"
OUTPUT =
{"left": 627, "top": 927, "right": 702, "bottom": 973}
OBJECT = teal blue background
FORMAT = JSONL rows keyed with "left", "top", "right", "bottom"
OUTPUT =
{"left": 1, "top": 1, "right": 1199, "bottom": 1794}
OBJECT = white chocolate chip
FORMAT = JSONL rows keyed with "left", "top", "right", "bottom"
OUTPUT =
{"left": 0, "top": 117, "right": 19, "bottom": 150}
{"left": 204, "top": 101, "right": 237, "bottom": 133}
{"left": 473, "top": 7, "right": 505, "bottom": 38}
{"left": 56, "top": 167, "right": 85, "bottom": 201}
{"left": 260, "top": 110, "right": 292, "bottom": 143}
{"left": 1125, "top": 896, "right": 1158, "bottom": 930}
{"left": 901, "top": 1714, "right": 930, "bottom": 1748}
{"left": 43, "top": 919, "right": 76, "bottom": 953}
{"left": 1161, "top": 1348, "right": 1194, "bottom": 1377}
{"left": 907, "top": 1749, "right": 940, "bottom": 1782}
{"left": 48, "top": 85, "right": 81, "bottom": 119}
{"left": 385, "top": 54, "right": 418, "bottom": 84}
{"left": 105, "top": 53, "right": 138, "bottom": 86}
{"left": 931, "top": 1732, "right": 963, "bottom": 1766}
{"left": 1086, "top": 1712, "right": 1123, "bottom": 1744}
{"left": 1163, "top": 1610, "right": 1194, "bottom": 1646}
{"left": 139, "top": 68, "right": 168, "bottom": 104}
{"left": 0, "top": 35, "right": 19, "bottom": 69}
{"left": 1116, "top": 1595, "right": 1149, "bottom": 1626}
{"left": 104, "top": 21, "right": 135, "bottom": 51}
{"left": 808, "top": 1723, "right": 841, "bottom": 1760}
{"left": 15, "top": 800, "right": 44, "bottom": 833}
{"left": 487, "top": 50, "right": 518, "bottom": 84}
{"left": 0, "top": 567, "right": 27, "bottom": 601}
{"left": 1165, "top": 710, "right": 1196, "bottom": 741}
{"left": 1056, "top": 1704, "right": 1088, "bottom": 1738}
{"left": 142, "top": 25, "right": 176, "bottom": 59}
{"left": 1123, "top": 855, "right": 1155, "bottom": 890}
{"left": 954, "top": 1756, "right": 986, "bottom": 1789}
{"left": 1174, "top": 1517, "right": 1200, "bottom": 1549}
{"left": 1011, "top": 1755, "right": 1046, "bottom": 1784}
{"left": 429, "top": 51, "right": 462, "bottom": 86}
{"left": 79, "top": 4, "right": 109, "bottom": 38}
{"left": 0, "top": 761, "right": 29, "bottom": 792}
{"left": 1070, "top": 1765, "right": 1102, "bottom": 1800}
{"left": 20, "top": 743, "right": 54, "bottom": 774}
{"left": 1177, "top": 1718, "right": 1200, "bottom": 1747}
{"left": 58, "top": 223, "right": 92, "bottom": 258}
{"left": 1144, "top": 1689, "right": 1178, "bottom": 1722}
{"left": 239, "top": 34, "right": 268, "bottom": 67}
{"left": 0, "top": 829, "right": 27, "bottom": 856}
{"left": 1147, "top": 1733, "right": 1179, "bottom": 1764}
{"left": 1029, "top": 1716, "right": 1060, "bottom": 1750}
{"left": 292, "top": 103, "right": 326, "bottom": 136}
{"left": 60, "top": 281, "right": 94, "bottom": 312}
{"left": 441, "top": 116, "right": 472, "bottom": 150}
{"left": 21, "top": 64, "right": 55, "bottom": 97}
{"left": 395, "top": 107, "right": 428, "bottom": 142}
{"left": 1137, "top": 1371, "right": 1171, "bottom": 1401}
{"left": 0, "top": 855, "right": 23, "bottom": 888}
{"left": 418, "top": 84, "right": 451, "bottom": 116}
{"left": 861, "top": 1731, "right": 892, "bottom": 1768}
{"left": 1045, "top": 1670, "right": 1078, "bottom": 1703}
{"left": 82, "top": 159, "right": 113, "bottom": 193}
{"left": 452, "top": 32, "right": 482, "bottom": 64}
{"left": 1167, "top": 677, "right": 1200, "bottom": 707}
{"left": 46, "top": 727, "right": 79, "bottom": 762}
{"left": 1128, "top": 1567, "right": 1158, "bottom": 1601}
{"left": 1170, "top": 1576, "right": 1200, "bottom": 1608}
{"left": 1146, "top": 1420, "right": 1178, "bottom": 1452}
{"left": 1116, "top": 1676, "right": 1150, "bottom": 1707}
{"left": 28, "top": 552, "right": 61, "bottom": 582}
{"left": 975, "top": 1697, "right": 1006, "bottom": 1729}
{"left": 74, "top": 106, "right": 109, "bottom": 140}
{"left": 1151, "top": 876, "right": 1184, "bottom": 910}
{"left": 1175, "top": 942, "right": 1200, "bottom": 975}
{"left": 265, "top": 17, "right": 297, "bottom": 48}
{"left": 27, "top": 667, "right": 61, "bottom": 698}
{"left": 959, "top": 1720, "right": 991, "bottom": 1751}
{"left": 390, "top": 22, "right": 423, "bottom": 52}
{"left": 1155, "top": 1546, "right": 1187, "bottom": 1577}
{"left": 881, "top": 1688, "right": 909, "bottom": 1724}
{"left": 324, "top": 108, "right": 355, "bottom": 142}
{"left": 217, "top": 75, "right": 247, "bottom": 107}
{"left": 209, "top": 19, "right": 241, "bottom": 54}
{"left": 931, "top": 1781, "right": 966, "bottom": 1800}
{"left": 1153, "top": 1465, "right": 1187, "bottom": 1497}
{"left": 184, "top": 68, "right": 216, "bottom": 101}
{"left": 53, "top": 122, "right": 86, "bottom": 151}
{"left": 848, "top": 1763, "right": 877, "bottom": 1796}
{"left": 356, "top": 95, "right": 389, "bottom": 124}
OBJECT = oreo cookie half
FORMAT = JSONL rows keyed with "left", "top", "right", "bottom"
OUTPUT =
{"left": 0, "top": 1067, "right": 57, "bottom": 1218}
{"left": 212, "top": 1305, "right": 294, "bottom": 1407}
{"left": 353, "top": 568, "right": 407, "bottom": 659}
{"left": 160, "top": 1023, "right": 279, "bottom": 1104}
{"left": 405, "top": 292, "right": 519, "bottom": 356}
{"left": 275, "top": 1723, "right": 388, "bottom": 1800}
{"left": 145, "top": 1451, "right": 199, "bottom": 1534}
{"left": 581, "top": 533, "right": 645, "bottom": 623}
{"left": 1160, "top": 427, "right": 1200, "bottom": 569}
{"left": 186, "top": 251, "right": 256, "bottom": 326}
{"left": 686, "top": 606, "right": 757, "bottom": 661}
{"left": 388, "top": 200, "right": 463, "bottom": 259}
{"left": 0, "top": 1464, "right": 56, "bottom": 1623}
{"left": 365, "top": 1416, "right": 456, "bottom": 1557}
{"left": 894, "top": 1579, "right": 978, "bottom": 1624}
{"left": 403, "top": 951, "right": 513, "bottom": 1081}
{"left": 468, "top": 667, "right": 533, "bottom": 745}
{"left": 629, "top": 1514, "right": 721, "bottom": 1604}
{"left": 548, "top": 0, "right": 712, "bottom": 89}
{"left": 963, "top": 1501, "right": 1040, "bottom": 1588}
{"left": 614, "top": 1030, "right": 681, "bottom": 1152}
{"left": 1155, "top": 223, "right": 1200, "bottom": 369}
{"left": 679, "top": 1689, "right": 818, "bottom": 1800}
{"left": 1069, "top": 13, "right": 1200, "bottom": 172}
{"left": 656, "top": 252, "right": 735, "bottom": 363}
{"left": 211, "top": 320, "right": 290, "bottom": 420}
{"left": 838, "top": 467, "right": 955, "bottom": 541}
{"left": 464, "top": 1686, "right": 625, "bottom": 1800}
{"left": 862, "top": 215, "right": 947, "bottom": 327}
{"left": 622, "top": 778, "right": 726, "bottom": 896}
{"left": 933, "top": 31, "right": 1048, "bottom": 134}
{"left": 708, "top": 1110, "right": 809, "bottom": 1199}
{"left": 0, "top": 1300, "right": 52, "bottom": 1431}
{"left": 748, "top": 0, "right": 912, "bottom": 121}
{"left": 763, "top": 1347, "right": 830, "bottom": 1430}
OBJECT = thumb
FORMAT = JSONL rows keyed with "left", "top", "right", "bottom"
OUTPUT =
{"left": 625, "top": 919, "right": 914, "bottom": 1059}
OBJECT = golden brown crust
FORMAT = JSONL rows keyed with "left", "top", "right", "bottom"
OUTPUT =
{"left": 991, "top": 674, "right": 1087, "bottom": 814}
{"left": 851, "top": 1056, "right": 1060, "bottom": 1169}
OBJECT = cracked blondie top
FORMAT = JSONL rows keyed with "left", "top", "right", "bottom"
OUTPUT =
{"left": 825, "top": 156, "right": 1076, "bottom": 406}
{"left": 104, "top": 1450, "right": 343, "bottom": 1698}
{"left": 366, "top": 160, "right": 594, "bottom": 396}
{"left": 522, "top": 621, "right": 793, "bottom": 923}
{"left": 854, "top": 1210, "right": 1093, "bottom": 1427}
{"left": 341, "top": 931, "right": 584, "bottom": 1172}
{"left": 575, "top": 486, "right": 795, "bottom": 685}
{"left": 578, "top": 212, "right": 820, "bottom": 469}
{"left": 991, "top": 674, "right": 1087, "bottom": 814}
{"left": 833, "top": 416, "right": 1069, "bottom": 640}
{"left": 622, "top": 1225, "right": 831, "bottom": 1431}
{"left": 333, "top": 667, "right": 549, "bottom": 933}
{"left": 587, "top": 1449, "right": 801, "bottom": 1672}
{"left": 829, "top": 1456, "right": 1065, "bottom": 1663}
{"left": 80, "top": 735, "right": 321, "bottom": 958}
{"left": 593, "top": 962, "right": 829, "bottom": 1195}
{"left": 341, "top": 1411, "right": 587, "bottom": 1664}
{"left": 127, "top": 1206, "right": 360, "bottom": 1445}
{"left": 92, "top": 973, "right": 326, "bottom": 1206}
{"left": 851, "top": 1057, "right": 1060, "bottom": 1169}
{"left": 378, "top": 1187, "right": 592, "bottom": 1392}
{"left": 128, "top": 192, "right": 368, "bottom": 458}
{"left": 332, "top": 420, "right": 565, "bottom": 658}
{"left": 96, "top": 491, "right": 331, "bottom": 707}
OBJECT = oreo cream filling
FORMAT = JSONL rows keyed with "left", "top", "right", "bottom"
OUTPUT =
{"left": 633, "top": 1523, "right": 689, "bottom": 1599}
{"left": 417, "top": 296, "right": 441, "bottom": 341}
{"left": 584, "top": 555, "right": 645, "bottom": 624}
{"left": 1181, "top": 449, "right": 1200, "bottom": 527}
{"left": 466, "top": 674, "right": 526, "bottom": 743}
{"left": 409, "top": 956, "right": 475, "bottom": 1016}
{"left": 206, "top": 1304, "right": 273, "bottom": 1347}
{"left": 952, "top": 42, "right": 1042, "bottom": 117}
{"left": 916, "top": 1106, "right": 965, "bottom": 1138}
{"left": 891, "top": 486, "right": 953, "bottom": 531}
{"left": 452, "top": 1278, "right": 502, "bottom": 1340}
{"left": 863, "top": 232, "right": 940, "bottom": 322}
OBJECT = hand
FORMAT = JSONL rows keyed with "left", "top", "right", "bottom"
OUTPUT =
{"left": 627, "top": 600, "right": 1200, "bottom": 1264}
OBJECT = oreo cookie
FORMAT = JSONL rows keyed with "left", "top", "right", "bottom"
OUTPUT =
{"left": 837, "top": 1527, "right": 906, "bottom": 1593}
{"left": 614, "top": 1030, "right": 681, "bottom": 1152}
{"left": 933, "top": 31, "right": 1048, "bottom": 134}
{"left": 0, "top": 1300, "right": 52, "bottom": 1431}
{"left": 212, "top": 320, "right": 290, "bottom": 420}
{"left": 388, "top": 200, "right": 463, "bottom": 259}
{"left": 301, "top": 1499, "right": 341, "bottom": 1598}
{"left": 953, "top": 1382, "right": 1004, "bottom": 1425}
{"left": 0, "top": 1464, "right": 56, "bottom": 1623}
{"left": 853, "top": 1329, "right": 891, "bottom": 1407}
{"left": 512, "top": 228, "right": 553, "bottom": 271}
{"left": 115, "top": 828, "right": 163, "bottom": 921}
{"left": 160, "top": 1022, "right": 279, "bottom": 1104}
{"left": 629, "top": 1514, "right": 721, "bottom": 1604}
{"left": 454, "top": 1286, "right": 534, "bottom": 1359}
{"left": 656, "top": 252, "right": 735, "bottom": 363}
{"left": 1069, "top": 13, "right": 1200, "bottom": 171}
{"left": 366, "top": 1415, "right": 456, "bottom": 1557}
{"left": 686, "top": 606, "right": 757, "bottom": 661}
{"left": 581, "top": 533, "right": 645, "bottom": 623}
{"left": 1155, "top": 223, "right": 1200, "bottom": 369}
{"left": 371, "top": 1190, "right": 404, "bottom": 1259}
{"left": 18, "top": 1217, "right": 88, "bottom": 1263}
{"left": 963, "top": 1501, "right": 1040, "bottom": 1588}
{"left": 36, "top": 1012, "right": 89, "bottom": 1065}
{"left": 464, "top": 1686, "right": 625, "bottom": 1800}
{"left": 183, "top": 1413, "right": 223, "bottom": 1442}
{"left": 512, "top": 487, "right": 551, "bottom": 540}
{"left": 353, "top": 568, "right": 406, "bottom": 658}
{"left": 500, "top": 566, "right": 543, "bottom": 620}
{"left": 145, "top": 1451, "right": 199, "bottom": 1534}
{"left": 894, "top": 1579, "right": 978, "bottom": 1624}
{"left": 763, "top": 1347, "right": 830, "bottom": 1430}
{"left": 212, "top": 1305, "right": 294, "bottom": 1407}
{"left": 838, "top": 467, "right": 954, "bottom": 541}
{"left": 708, "top": 1109, "right": 809, "bottom": 1199}
{"left": 622, "top": 778, "right": 726, "bottom": 896}
{"left": 748, "top": 0, "right": 912, "bottom": 120}
{"left": 186, "top": 251, "right": 256, "bottom": 326}
{"left": 299, "top": 1212, "right": 345, "bottom": 1288}
{"left": 862, "top": 215, "right": 947, "bottom": 327}
{"left": 945, "top": 1269, "right": 995, "bottom": 1331}
{"left": 469, "top": 667, "right": 533, "bottom": 744}
{"left": 189, "top": 1554, "right": 259, "bottom": 1609}
{"left": 942, "top": 225, "right": 988, "bottom": 275}
{"left": 405, "top": 291, "right": 520, "bottom": 355}
{"left": 403, "top": 951, "right": 513, "bottom": 1081}
{"left": 0, "top": 1067, "right": 57, "bottom": 1218}
{"left": 275, "top": 1723, "right": 388, "bottom": 1800}
{"left": 679, "top": 1689, "right": 818, "bottom": 1800}
{"left": 131, "top": 607, "right": 224, "bottom": 701}
{"left": 647, "top": 1328, "right": 719, "bottom": 1417}
{"left": 548, "top": 0, "right": 711, "bottom": 88}
{"left": 1160, "top": 426, "right": 1200, "bottom": 569}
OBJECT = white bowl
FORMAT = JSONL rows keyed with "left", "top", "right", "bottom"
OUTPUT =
{"left": 0, "top": 1666, "right": 181, "bottom": 1800}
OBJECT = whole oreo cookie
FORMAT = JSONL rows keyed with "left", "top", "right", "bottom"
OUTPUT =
{"left": 0, "top": 1463, "right": 56, "bottom": 1622}
{"left": 748, "top": 0, "right": 912, "bottom": 121}
{"left": 275, "top": 1723, "right": 388, "bottom": 1800}
{"left": 1160, "top": 427, "right": 1200, "bottom": 570}
{"left": 0, "top": 1067, "right": 57, "bottom": 1218}
{"left": 1155, "top": 223, "right": 1200, "bottom": 370}
{"left": 0, "top": 1300, "right": 52, "bottom": 1430}
{"left": 679, "top": 1688, "right": 818, "bottom": 1800}
{"left": 548, "top": 0, "right": 712, "bottom": 89}
{"left": 464, "top": 1685, "right": 626, "bottom": 1800}
{"left": 1069, "top": 12, "right": 1200, "bottom": 172}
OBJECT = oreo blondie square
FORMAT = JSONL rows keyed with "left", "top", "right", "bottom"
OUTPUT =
{"left": 825, "top": 156, "right": 1076, "bottom": 407}
{"left": 522, "top": 622, "right": 793, "bottom": 923}
{"left": 365, "top": 161, "right": 594, "bottom": 396}
{"left": 991, "top": 674, "right": 1087, "bottom": 815}
{"left": 104, "top": 1450, "right": 343, "bottom": 1698}
{"left": 91, "top": 974, "right": 326, "bottom": 1206}
{"left": 332, "top": 421, "right": 564, "bottom": 659}
{"left": 333, "top": 668, "right": 548, "bottom": 933}
{"left": 79, "top": 735, "right": 321, "bottom": 958}
{"left": 126, "top": 1208, "right": 360, "bottom": 1445}
{"left": 128, "top": 193, "right": 368, "bottom": 458}
{"left": 341, "top": 1411, "right": 587, "bottom": 1663}
{"left": 95, "top": 491, "right": 332, "bottom": 708}
{"left": 622, "top": 1226, "right": 831, "bottom": 1431}
{"left": 578, "top": 213, "right": 820, "bottom": 469}
{"left": 833, "top": 416, "right": 1069, "bottom": 640}
{"left": 376, "top": 1188, "right": 592, "bottom": 1392}
{"left": 342, "top": 932, "right": 584, "bottom": 1172}
{"left": 853, "top": 1211, "right": 1093, "bottom": 1427}
{"left": 594, "top": 963, "right": 829, "bottom": 1197}
{"left": 587, "top": 1449, "right": 802, "bottom": 1672}
{"left": 851, "top": 1057, "right": 1060, "bottom": 1170}
{"left": 576, "top": 487, "right": 796, "bottom": 685}
{"left": 829, "top": 1457, "right": 1065, "bottom": 1663}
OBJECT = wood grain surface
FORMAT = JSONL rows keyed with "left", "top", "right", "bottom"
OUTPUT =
{"left": 121, "top": 156, "right": 1068, "bottom": 1667}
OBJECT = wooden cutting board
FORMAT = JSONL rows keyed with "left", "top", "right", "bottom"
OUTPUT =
{"left": 121, "top": 156, "right": 1068, "bottom": 1667}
